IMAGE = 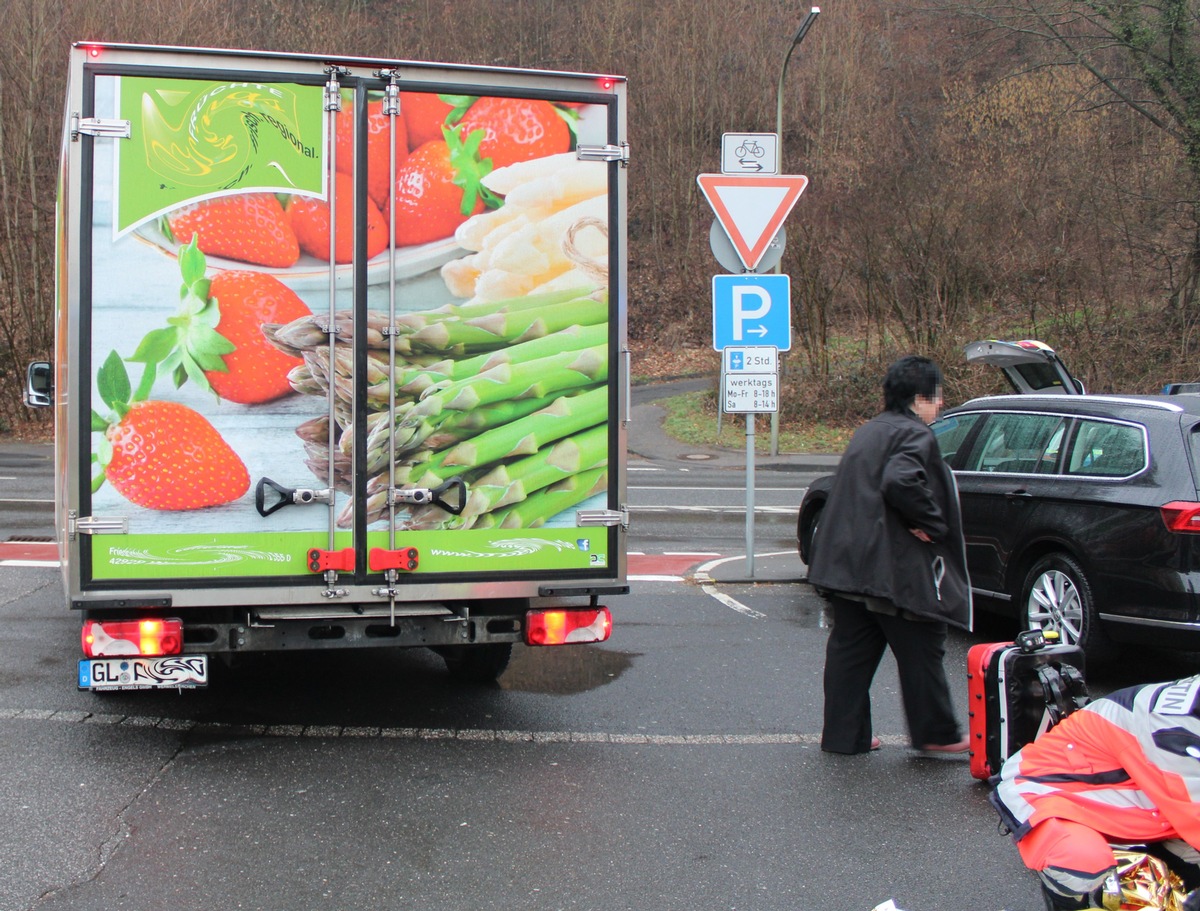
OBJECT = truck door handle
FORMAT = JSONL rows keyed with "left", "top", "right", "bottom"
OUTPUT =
{"left": 391, "top": 477, "right": 468, "bottom": 516}
{"left": 255, "top": 477, "right": 333, "bottom": 517}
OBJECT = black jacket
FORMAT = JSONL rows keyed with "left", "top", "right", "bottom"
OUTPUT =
{"left": 806, "top": 409, "right": 972, "bottom": 630}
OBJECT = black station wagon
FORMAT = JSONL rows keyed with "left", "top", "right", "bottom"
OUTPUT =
{"left": 797, "top": 343, "right": 1200, "bottom": 662}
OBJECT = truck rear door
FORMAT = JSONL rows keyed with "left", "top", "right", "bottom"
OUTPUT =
{"left": 68, "top": 46, "right": 626, "bottom": 605}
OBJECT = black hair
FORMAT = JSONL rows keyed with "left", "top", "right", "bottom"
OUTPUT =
{"left": 883, "top": 355, "right": 942, "bottom": 413}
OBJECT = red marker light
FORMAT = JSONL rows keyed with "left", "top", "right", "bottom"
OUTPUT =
{"left": 525, "top": 607, "right": 612, "bottom": 646}
{"left": 598, "top": 77, "right": 615, "bottom": 91}
{"left": 83, "top": 45, "right": 101, "bottom": 58}
{"left": 81, "top": 618, "right": 184, "bottom": 657}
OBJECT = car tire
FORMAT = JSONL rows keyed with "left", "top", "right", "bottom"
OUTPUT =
{"left": 798, "top": 500, "right": 824, "bottom": 565}
{"left": 435, "top": 643, "right": 513, "bottom": 684}
{"left": 1020, "top": 553, "right": 1112, "bottom": 662}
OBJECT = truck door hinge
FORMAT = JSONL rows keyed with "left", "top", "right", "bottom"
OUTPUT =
{"left": 323, "top": 65, "right": 350, "bottom": 111}
{"left": 575, "top": 508, "right": 628, "bottom": 528}
{"left": 71, "top": 116, "right": 131, "bottom": 141}
{"left": 69, "top": 512, "right": 129, "bottom": 539}
{"left": 577, "top": 142, "right": 630, "bottom": 167}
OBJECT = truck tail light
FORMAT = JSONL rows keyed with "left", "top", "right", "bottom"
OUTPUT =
{"left": 82, "top": 619, "right": 183, "bottom": 657}
{"left": 525, "top": 607, "right": 612, "bottom": 646}
{"left": 1162, "top": 501, "right": 1200, "bottom": 533}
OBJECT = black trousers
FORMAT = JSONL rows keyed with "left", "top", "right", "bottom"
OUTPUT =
{"left": 821, "top": 594, "right": 961, "bottom": 754}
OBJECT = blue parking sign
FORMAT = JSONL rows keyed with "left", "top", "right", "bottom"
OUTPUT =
{"left": 712, "top": 274, "right": 791, "bottom": 351}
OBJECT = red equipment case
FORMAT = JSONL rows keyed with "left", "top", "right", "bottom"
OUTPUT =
{"left": 967, "top": 630, "right": 1088, "bottom": 781}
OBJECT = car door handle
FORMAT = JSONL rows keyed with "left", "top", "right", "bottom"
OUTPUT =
{"left": 1005, "top": 489, "right": 1033, "bottom": 500}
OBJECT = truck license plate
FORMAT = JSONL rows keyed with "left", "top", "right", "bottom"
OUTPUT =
{"left": 79, "top": 656, "right": 208, "bottom": 690}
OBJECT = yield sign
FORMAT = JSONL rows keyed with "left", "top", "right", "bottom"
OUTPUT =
{"left": 697, "top": 174, "right": 809, "bottom": 271}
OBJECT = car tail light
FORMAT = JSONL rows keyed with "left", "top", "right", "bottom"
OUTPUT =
{"left": 1161, "top": 501, "right": 1200, "bottom": 533}
{"left": 82, "top": 619, "right": 183, "bottom": 657}
{"left": 525, "top": 607, "right": 612, "bottom": 646}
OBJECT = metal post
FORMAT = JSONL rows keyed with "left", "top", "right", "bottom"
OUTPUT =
{"left": 746, "top": 412, "right": 756, "bottom": 578}
{"left": 772, "top": 7, "right": 820, "bottom": 456}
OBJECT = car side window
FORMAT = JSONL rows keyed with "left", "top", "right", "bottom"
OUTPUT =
{"left": 933, "top": 412, "right": 984, "bottom": 466}
{"left": 1066, "top": 420, "right": 1146, "bottom": 477}
{"left": 961, "top": 413, "right": 1067, "bottom": 473}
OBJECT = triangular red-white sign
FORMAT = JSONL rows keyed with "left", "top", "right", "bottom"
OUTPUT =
{"left": 697, "top": 174, "right": 809, "bottom": 270}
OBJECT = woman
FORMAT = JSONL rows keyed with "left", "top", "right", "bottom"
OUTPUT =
{"left": 806, "top": 355, "right": 972, "bottom": 755}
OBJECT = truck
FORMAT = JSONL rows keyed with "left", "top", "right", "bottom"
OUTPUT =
{"left": 24, "top": 42, "right": 629, "bottom": 690}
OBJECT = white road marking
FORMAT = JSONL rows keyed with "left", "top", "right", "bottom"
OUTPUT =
{"left": 690, "top": 552, "right": 798, "bottom": 621}
{"left": 629, "top": 505, "right": 794, "bottom": 514}
{"left": 0, "top": 707, "right": 836, "bottom": 744}
{"left": 697, "top": 582, "right": 767, "bottom": 619}
{"left": 631, "top": 485, "right": 807, "bottom": 492}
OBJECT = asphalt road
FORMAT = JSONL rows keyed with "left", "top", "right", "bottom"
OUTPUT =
{"left": 3, "top": 400, "right": 1195, "bottom": 911}
{"left": 3, "top": 556, "right": 1042, "bottom": 911}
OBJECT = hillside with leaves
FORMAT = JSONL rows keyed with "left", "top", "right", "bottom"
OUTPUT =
{"left": 2, "top": 0, "right": 1198, "bottom": 435}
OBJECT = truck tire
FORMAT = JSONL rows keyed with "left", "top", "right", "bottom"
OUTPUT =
{"left": 436, "top": 643, "right": 513, "bottom": 683}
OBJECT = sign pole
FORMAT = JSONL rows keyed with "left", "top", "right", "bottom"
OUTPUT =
{"left": 746, "top": 413, "right": 756, "bottom": 578}
{"left": 702, "top": 163, "right": 808, "bottom": 584}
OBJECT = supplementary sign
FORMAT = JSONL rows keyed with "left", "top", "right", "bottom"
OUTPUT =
{"left": 720, "top": 133, "right": 779, "bottom": 175}
{"left": 723, "top": 373, "right": 778, "bottom": 414}
{"left": 696, "top": 173, "right": 808, "bottom": 271}
{"left": 712, "top": 274, "right": 791, "bottom": 351}
{"left": 724, "top": 346, "right": 778, "bottom": 375}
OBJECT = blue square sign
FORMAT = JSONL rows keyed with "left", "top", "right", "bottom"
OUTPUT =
{"left": 712, "top": 274, "right": 791, "bottom": 351}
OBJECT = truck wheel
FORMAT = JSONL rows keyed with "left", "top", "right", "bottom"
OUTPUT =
{"left": 1020, "top": 553, "right": 1112, "bottom": 662}
{"left": 436, "top": 643, "right": 513, "bottom": 683}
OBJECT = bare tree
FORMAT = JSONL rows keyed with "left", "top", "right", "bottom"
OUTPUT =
{"left": 952, "top": 0, "right": 1200, "bottom": 318}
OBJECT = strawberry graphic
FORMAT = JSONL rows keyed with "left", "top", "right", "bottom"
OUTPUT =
{"left": 385, "top": 129, "right": 491, "bottom": 247}
{"left": 336, "top": 99, "right": 409, "bottom": 210}
{"left": 399, "top": 91, "right": 474, "bottom": 149}
{"left": 92, "top": 351, "right": 249, "bottom": 511}
{"left": 129, "top": 238, "right": 311, "bottom": 404}
{"left": 166, "top": 193, "right": 300, "bottom": 268}
{"left": 455, "top": 97, "right": 572, "bottom": 169}
{"left": 288, "top": 171, "right": 389, "bottom": 263}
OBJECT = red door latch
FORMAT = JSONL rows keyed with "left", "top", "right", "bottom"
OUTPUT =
{"left": 369, "top": 547, "right": 419, "bottom": 572}
{"left": 307, "top": 547, "right": 356, "bottom": 573}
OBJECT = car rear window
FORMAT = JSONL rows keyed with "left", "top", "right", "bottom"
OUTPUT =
{"left": 1065, "top": 420, "right": 1146, "bottom": 477}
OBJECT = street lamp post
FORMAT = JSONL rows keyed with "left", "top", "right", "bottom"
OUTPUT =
{"left": 771, "top": 6, "right": 819, "bottom": 456}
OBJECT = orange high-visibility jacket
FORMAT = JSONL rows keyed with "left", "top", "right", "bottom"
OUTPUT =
{"left": 990, "top": 676, "right": 1200, "bottom": 848}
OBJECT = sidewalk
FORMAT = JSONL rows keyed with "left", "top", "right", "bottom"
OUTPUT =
{"left": 628, "top": 376, "right": 841, "bottom": 474}
{"left": 693, "top": 551, "right": 811, "bottom": 586}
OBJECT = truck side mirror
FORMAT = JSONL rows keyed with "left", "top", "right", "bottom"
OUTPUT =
{"left": 24, "top": 361, "right": 52, "bottom": 408}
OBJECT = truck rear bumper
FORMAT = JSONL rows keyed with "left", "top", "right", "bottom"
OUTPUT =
{"left": 186, "top": 607, "right": 522, "bottom": 655}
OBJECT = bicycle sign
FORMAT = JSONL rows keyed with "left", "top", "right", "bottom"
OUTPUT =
{"left": 736, "top": 139, "right": 764, "bottom": 158}
{"left": 721, "top": 132, "right": 779, "bottom": 175}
